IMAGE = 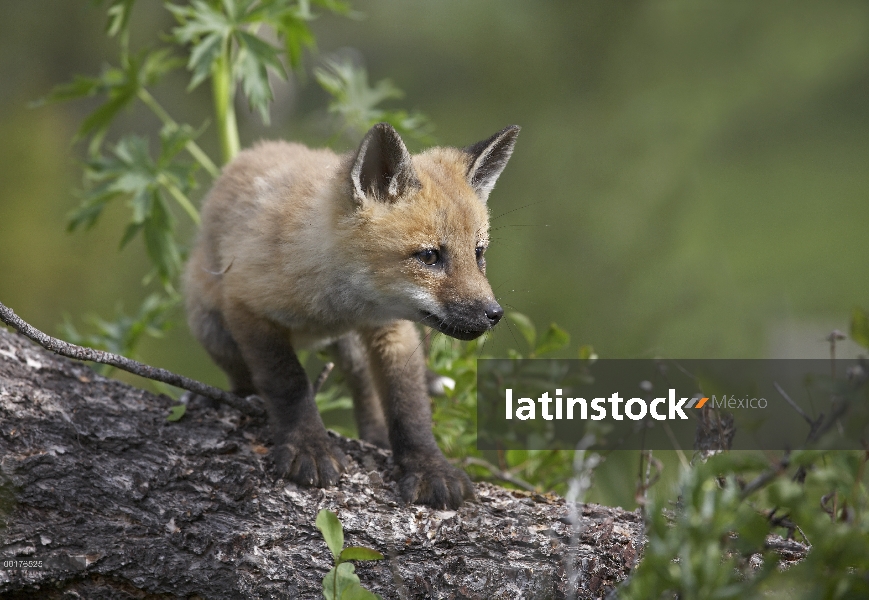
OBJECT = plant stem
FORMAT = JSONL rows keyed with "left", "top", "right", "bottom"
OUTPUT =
{"left": 212, "top": 43, "right": 240, "bottom": 165}
{"left": 157, "top": 174, "right": 200, "bottom": 225}
{"left": 137, "top": 88, "right": 220, "bottom": 179}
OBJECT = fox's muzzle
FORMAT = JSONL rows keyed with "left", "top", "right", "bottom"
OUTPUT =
{"left": 422, "top": 299, "right": 503, "bottom": 341}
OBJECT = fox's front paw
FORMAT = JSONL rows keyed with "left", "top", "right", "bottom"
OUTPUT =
{"left": 397, "top": 455, "right": 475, "bottom": 509}
{"left": 274, "top": 429, "right": 346, "bottom": 487}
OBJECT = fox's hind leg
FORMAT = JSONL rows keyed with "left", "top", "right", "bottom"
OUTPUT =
{"left": 329, "top": 333, "right": 390, "bottom": 449}
{"left": 187, "top": 303, "right": 256, "bottom": 398}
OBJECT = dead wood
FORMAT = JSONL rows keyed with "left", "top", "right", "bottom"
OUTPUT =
{"left": 0, "top": 327, "right": 644, "bottom": 599}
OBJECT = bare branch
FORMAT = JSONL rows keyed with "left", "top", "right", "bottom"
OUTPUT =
{"left": 740, "top": 454, "right": 790, "bottom": 501}
{"left": 773, "top": 381, "right": 814, "bottom": 426}
{"left": 0, "top": 300, "right": 263, "bottom": 417}
{"left": 460, "top": 455, "right": 538, "bottom": 492}
{"left": 313, "top": 361, "right": 335, "bottom": 396}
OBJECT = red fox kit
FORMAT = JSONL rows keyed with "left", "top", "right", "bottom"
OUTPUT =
{"left": 185, "top": 123, "right": 519, "bottom": 509}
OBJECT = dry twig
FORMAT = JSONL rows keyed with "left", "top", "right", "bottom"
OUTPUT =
{"left": 460, "top": 455, "right": 538, "bottom": 492}
{"left": 0, "top": 300, "right": 263, "bottom": 417}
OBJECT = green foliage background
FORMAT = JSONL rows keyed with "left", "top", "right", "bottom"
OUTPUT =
{"left": 1, "top": 0, "right": 868, "bottom": 514}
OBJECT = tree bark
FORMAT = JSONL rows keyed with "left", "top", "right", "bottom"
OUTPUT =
{"left": 0, "top": 328, "right": 644, "bottom": 599}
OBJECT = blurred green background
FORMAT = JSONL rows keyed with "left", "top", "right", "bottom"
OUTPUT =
{"left": 1, "top": 1, "right": 868, "bottom": 506}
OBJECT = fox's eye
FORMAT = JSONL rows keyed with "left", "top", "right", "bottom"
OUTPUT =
{"left": 417, "top": 248, "right": 440, "bottom": 266}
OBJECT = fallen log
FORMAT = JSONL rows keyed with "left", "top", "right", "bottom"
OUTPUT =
{"left": 0, "top": 327, "right": 643, "bottom": 599}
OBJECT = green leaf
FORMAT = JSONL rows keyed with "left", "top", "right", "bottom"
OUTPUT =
{"left": 322, "top": 562, "right": 363, "bottom": 600}
{"left": 77, "top": 81, "right": 137, "bottom": 143}
{"left": 169, "top": 0, "right": 233, "bottom": 42}
{"left": 67, "top": 184, "right": 122, "bottom": 231}
{"left": 340, "top": 584, "right": 381, "bottom": 600}
{"left": 236, "top": 31, "right": 286, "bottom": 76}
{"left": 167, "top": 404, "right": 187, "bottom": 422}
{"left": 76, "top": 132, "right": 195, "bottom": 282}
{"left": 105, "top": 0, "right": 136, "bottom": 37}
{"left": 60, "top": 292, "right": 177, "bottom": 360}
{"left": 314, "top": 57, "right": 433, "bottom": 143}
{"left": 534, "top": 323, "right": 569, "bottom": 356}
{"left": 141, "top": 48, "right": 185, "bottom": 87}
{"left": 33, "top": 74, "right": 104, "bottom": 106}
{"left": 158, "top": 124, "right": 197, "bottom": 167}
{"left": 506, "top": 312, "right": 536, "bottom": 350}
{"left": 316, "top": 509, "right": 344, "bottom": 561}
{"left": 263, "top": 0, "right": 352, "bottom": 73}
{"left": 113, "top": 130, "right": 153, "bottom": 168}
{"left": 142, "top": 196, "right": 182, "bottom": 286}
{"left": 338, "top": 546, "right": 384, "bottom": 562}
{"left": 277, "top": 10, "right": 316, "bottom": 70}
{"left": 851, "top": 307, "right": 869, "bottom": 349}
{"left": 119, "top": 221, "right": 144, "bottom": 249}
{"left": 235, "top": 31, "right": 285, "bottom": 122}
{"left": 315, "top": 387, "right": 354, "bottom": 413}
{"left": 310, "top": 0, "right": 354, "bottom": 16}
{"left": 170, "top": 0, "right": 294, "bottom": 124}
{"left": 38, "top": 48, "right": 179, "bottom": 152}
{"left": 169, "top": 0, "right": 233, "bottom": 90}
{"left": 188, "top": 31, "right": 224, "bottom": 90}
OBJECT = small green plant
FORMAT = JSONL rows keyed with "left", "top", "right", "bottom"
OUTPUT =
{"left": 60, "top": 292, "right": 175, "bottom": 364}
{"left": 315, "top": 509, "right": 384, "bottom": 600}
{"left": 620, "top": 449, "right": 869, "bottom": 600}
{"left": 621, "top": 321, "right": 869, "bottom": 599}
{"left": 166, "top": 403, "right": 187, "bottom": 421}
{"left": 427, "top": 311, "right": 585, "bottom": 494}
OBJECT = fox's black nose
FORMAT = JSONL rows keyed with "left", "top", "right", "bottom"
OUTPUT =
{"left": 485, "top": 302, "right": 503, "bottom": 325}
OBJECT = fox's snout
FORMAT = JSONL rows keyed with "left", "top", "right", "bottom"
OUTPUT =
{"left": 423, "top": 297, "right": 503, "bottom": 341}
{"left": 485, "top": 301, "right": 504, "bottom": 325}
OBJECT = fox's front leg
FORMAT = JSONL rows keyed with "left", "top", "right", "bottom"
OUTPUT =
{"left": 224, "top": 302, "right": 345, "bottom": 486}
{"left": 362, "top": 321, "right": 475, "bottom": 509}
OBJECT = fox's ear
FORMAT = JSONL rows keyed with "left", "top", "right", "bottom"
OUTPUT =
{"left": 350, "top": 123, "right": 421, "bottom": 204}
{"left": 464, "top": 125, "right": 520, "bottom": 202}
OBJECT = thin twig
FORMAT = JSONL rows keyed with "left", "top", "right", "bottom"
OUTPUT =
{"left": 764, "top": 535, "right": 810, "bottom": 556}
{"left": 773, "top": 381, "right": 813, "bottom": 426}
{"left": 740, "top": 454, "right": 790, "bottom": 500}
{"left": 460, "top": 456, "right": 537, "bottom": 492}
{"left": 312, "top": 362, "right": 334, "bottom": 396}
{"left": 0, "top": 300, "right": 263, "bottom": 417}
{"left": 662, "top": 421, "right": 690, "bottom": 469}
